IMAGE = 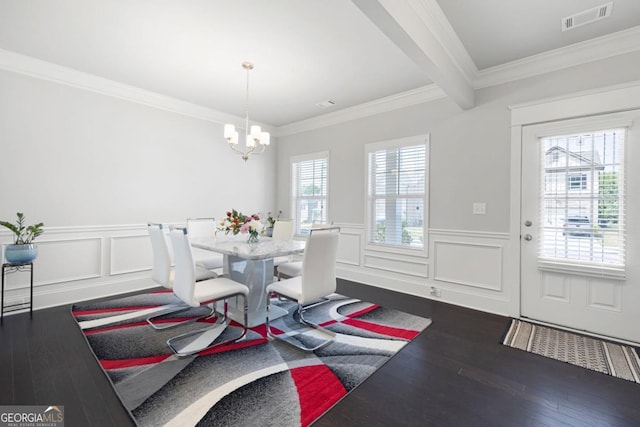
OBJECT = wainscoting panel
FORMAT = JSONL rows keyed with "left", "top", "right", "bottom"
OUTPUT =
{"left": 433, "top": 241, "right": 502, "bottom": 291}
{"left": 335, "top": 225, "right": 362, "bottom": 266}
{"left": 1, "top": 223, "right": 521, "bottom": 319}
{"left": 335, "top": 223, "right": 429, "bottom": 285}
{"left": 110, "top": 234, "right": 153, "bottom": 275}
{"left": 0, "top": 225, "right": 157, "bottom": 313}
{"left": 27, "top": 237, "right": 103, "bottom": 286}
{"left": 363, "top": 253, "right": 428, "bottom": 278}
{"left": 339, "top": 227, "right": 519, "bottom": 317}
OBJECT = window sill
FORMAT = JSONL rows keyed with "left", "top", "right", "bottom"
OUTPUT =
{"left": 537, "top": 259, "right": 626, "bottom": 280}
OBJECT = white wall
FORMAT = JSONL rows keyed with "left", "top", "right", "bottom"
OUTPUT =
{"left": 3, "top": 47, "right": 639, "bottom": 317}
{"left": 0, "top": 68, "right": 277, "bottom": 309}
{"left": 276, "top": 50, "right": 640, "bottom": 316}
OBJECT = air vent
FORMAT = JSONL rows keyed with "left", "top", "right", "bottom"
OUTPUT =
{"left": 315, "top": 99, "right": 336, "bottom": 109}
{"left": 562, "top": 2, "right": 613, "bottom": 32}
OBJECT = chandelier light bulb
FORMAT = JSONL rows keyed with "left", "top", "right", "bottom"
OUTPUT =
{"left": 224, "top": 124, "right": 235, "bottom": 139}
{"left": 260, "top": 132, "right": 270, "bottom": 146}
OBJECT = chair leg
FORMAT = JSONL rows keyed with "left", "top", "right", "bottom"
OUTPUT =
{"left": 301, "top": 297, "right": 331, "bottom": 310}
{"left": 146, "top": 303, "right": 215, "bottom": 330}
{"left": 167, "top": 294, "right": 248, "bottom": 357}
{"left": 266, "top": 294, "right": 335, "bottom": 352}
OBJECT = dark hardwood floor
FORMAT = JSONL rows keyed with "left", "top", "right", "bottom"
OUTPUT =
{"left": 1, "top": 279, "right": 639, "bottom": 426}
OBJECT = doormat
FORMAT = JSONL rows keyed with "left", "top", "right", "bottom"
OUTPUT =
{"left": 502, "top": 319, "right": 640, "bottom": 383}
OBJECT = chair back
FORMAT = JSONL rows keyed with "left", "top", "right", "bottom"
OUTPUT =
{"left": 186, "top": 217, "right": 216, "bottom": 241}
{"left": 272, "top": 220, "right": 293, "bottom": 241}
{"left": 169, "top": 227, "right": 199, "bottom": 307}
{"left": 148, "top": 223, "right": 171, "bottom": 287}
{"left": 300, "top": 227, "right": 340, "bottom": 304}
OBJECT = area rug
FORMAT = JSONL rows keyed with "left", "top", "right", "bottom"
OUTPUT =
{"left": 502, "top": 319, "right": 640, "bottom": 383}
{"left": 71, "top": 290, "right": 431, "bottom": 426}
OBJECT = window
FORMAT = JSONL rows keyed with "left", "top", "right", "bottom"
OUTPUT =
{"left": 366, "top": 135, "right": 428, "bottom": 251}
{"left": 568, "top": 173, "right": 587, "bottom": 190}
{"left": 291, "top": 152, "right": 328, "bottom": 235}
{"left": 541, "top": 129, "right": 625, "bottom": 267}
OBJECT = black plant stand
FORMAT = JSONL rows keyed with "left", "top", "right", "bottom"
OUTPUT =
{"left": 1, "top": 261, "right": 33, "bottom": 325}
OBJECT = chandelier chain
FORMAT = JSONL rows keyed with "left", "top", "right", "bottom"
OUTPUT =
{"left": 245, "top": 64, "right": 250, "bottom": 137}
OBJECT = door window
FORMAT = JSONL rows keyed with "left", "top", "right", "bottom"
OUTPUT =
{"left": 540, "top": 129, "right": 625, "bottom": 267}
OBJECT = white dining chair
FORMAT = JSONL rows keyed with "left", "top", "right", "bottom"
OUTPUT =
{"left": 266, "top": 226, "right": 340, "bottom": 351}
{"left": 271, "top": 219, "right": 294, "bottom": 270}
{"left": 187, "top": 217, "right": 225, "bottom": 275}
{"left": 275, "top": 259, "right": 302, "bottom": 279}
{"left": 276, "top": 221, "right": 336, "bottom": 279}
{"left": 166, "top": 227, "right": 249, "bottom": 357}
{"left": 146, "top": 223, "right": 218, "bottom": 330}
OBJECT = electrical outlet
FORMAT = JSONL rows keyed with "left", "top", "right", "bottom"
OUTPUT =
{"left": 473, "top": 202, "right": 486, "bottom": 215}
{"left": 429, "top": 286, "right": 441, "bottom": 297}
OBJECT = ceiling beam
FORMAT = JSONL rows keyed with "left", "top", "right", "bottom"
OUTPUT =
{"left": 352, "top": 0, "right": 475, "bottom": 110}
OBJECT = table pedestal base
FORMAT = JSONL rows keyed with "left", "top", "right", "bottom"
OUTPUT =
{"left": 222, "top": 255, "right": 287, "bottom": 327}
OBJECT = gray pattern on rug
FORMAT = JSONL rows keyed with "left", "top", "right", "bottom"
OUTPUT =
{"left": 71, "top": 291, "right": 431, "bottom": 426}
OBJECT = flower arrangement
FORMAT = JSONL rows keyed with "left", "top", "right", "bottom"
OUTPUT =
{"left": 219, "top": 209, "right": 262, "bottom": 243}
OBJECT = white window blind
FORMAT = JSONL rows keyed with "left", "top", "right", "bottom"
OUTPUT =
{"left": 367, "top": 138, "right": 427, "bottom": 250}
{"left": 291, "top": 153, "right": 328, "bottom": 235}
{"left": 540, "top": 129, "right": 625, "bottom": 268}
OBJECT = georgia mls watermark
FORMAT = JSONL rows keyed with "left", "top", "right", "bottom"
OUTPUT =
{"left": 0, "top": 406, "right": 64, "bottom": 427}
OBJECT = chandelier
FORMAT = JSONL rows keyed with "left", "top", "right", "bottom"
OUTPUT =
{"left": 224, "top": 62, "right": 270, "bottom": 161}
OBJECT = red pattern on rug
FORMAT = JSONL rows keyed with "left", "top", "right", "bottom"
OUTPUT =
{"left": 318, "top": 303, "right": 419, "bottom": 339}
{"left": 71, "top": 293, "right": 431, "bottom": 426}
{"left": 341, "top": 318, "right": 421, "bottom": 340}
{"left": 101, "top": 354, "right": 173, "bottom": 369}
{"left": 345, "top": 304, "right": 379, "bottom": 318}
{"left": 290, "top": 365, "right": 347, "bottom": 427}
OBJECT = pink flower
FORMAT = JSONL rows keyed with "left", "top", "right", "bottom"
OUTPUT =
{"left": 240, "top": 223, "right": 250, "bottom": 234}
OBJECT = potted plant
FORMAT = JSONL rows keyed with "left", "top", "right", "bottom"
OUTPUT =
{"left": 1, "top": 212, "right": 44, "bottom": 264}
{"left": 265, "top": 210, "right": 282, "bottom": 237}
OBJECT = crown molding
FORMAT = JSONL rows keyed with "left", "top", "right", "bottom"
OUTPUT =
{"left": 274, "top": 84, "right": 446, "bottom": 137}
{"left": 474, "top": 26, "right": 640, "bottom": 89}
{"left": 1, "top": 22, "right": 638, "bottom": 138}
{"left": 0, "top": 48, "right": 274, "bottom": 133}
{"left": 278, "top": 25, "right": 640, "bottom": 136}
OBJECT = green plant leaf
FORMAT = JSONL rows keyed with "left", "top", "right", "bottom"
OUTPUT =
{"left": 0, "top": 213, "right": 44, "bottom": 244}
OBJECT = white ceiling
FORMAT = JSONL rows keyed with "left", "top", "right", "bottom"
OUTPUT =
{"left": 0, "top": 0, "right": 639, "bottom": 127}
{"left": 438, "top": 0, "right": 640, "bottom": 70}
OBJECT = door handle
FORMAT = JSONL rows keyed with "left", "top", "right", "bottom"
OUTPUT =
{"left": 523, "top": 234, "right": 533, "bottom": 241}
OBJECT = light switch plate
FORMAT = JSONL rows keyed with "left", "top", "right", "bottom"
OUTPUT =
{"left": 473, "top": 202, "right": 486, "bottom": 215}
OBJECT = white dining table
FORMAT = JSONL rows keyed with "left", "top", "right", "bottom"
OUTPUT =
{"left": 191, "top": 236, "right": 305, "bottom": 327}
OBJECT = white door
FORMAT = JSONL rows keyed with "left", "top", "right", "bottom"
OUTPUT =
{"left": 521, "top": 110, "right": 640, "bottom": 343}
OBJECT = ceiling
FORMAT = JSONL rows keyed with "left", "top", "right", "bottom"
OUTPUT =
{"left": 0, "top": 0, "right": 638, "bottom": 127}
